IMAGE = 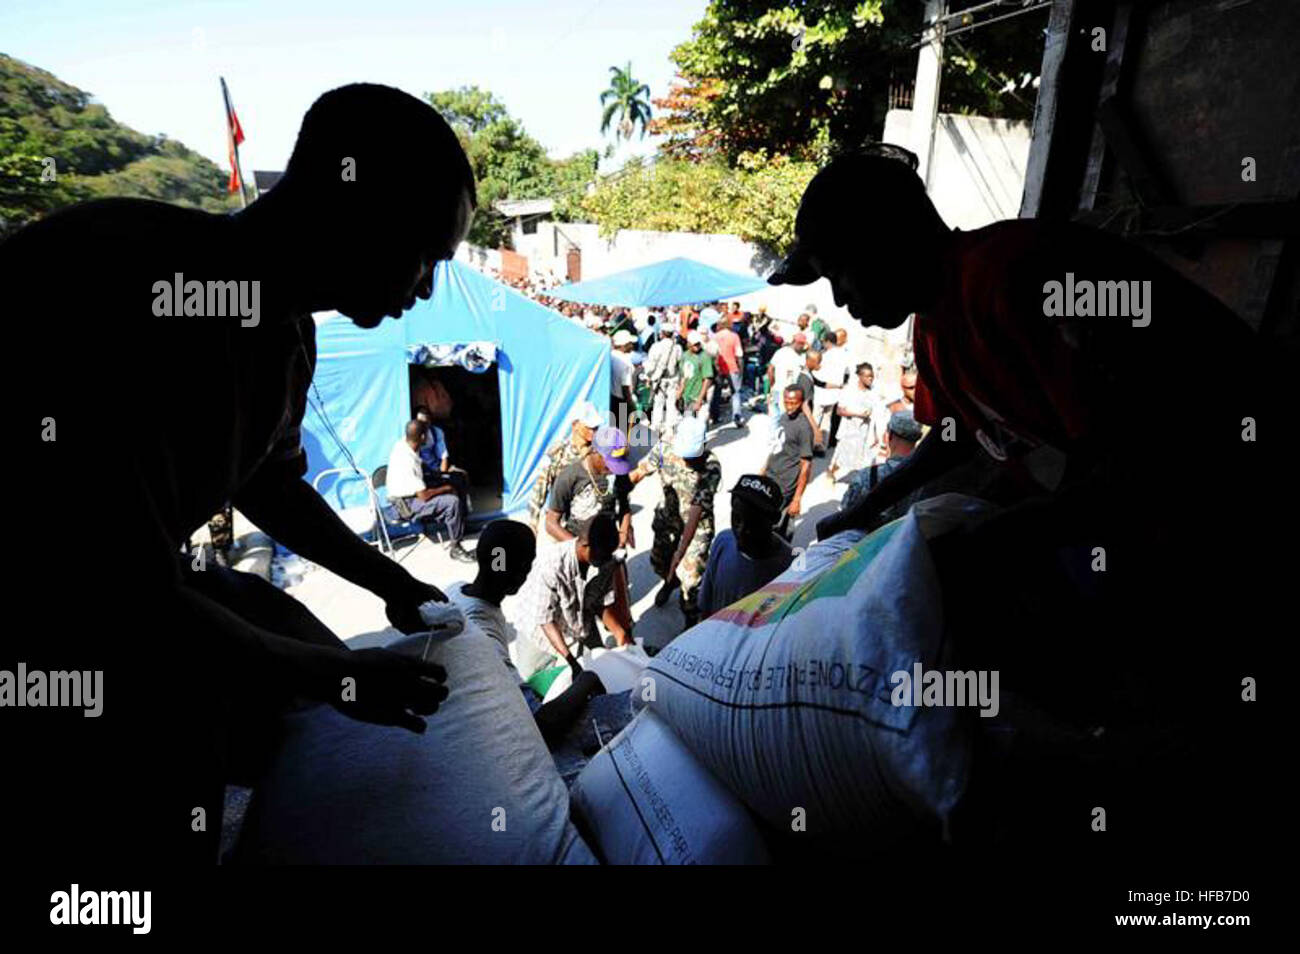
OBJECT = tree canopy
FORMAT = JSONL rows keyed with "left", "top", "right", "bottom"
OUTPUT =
{"left": 582, "top": 1, "right": 1046, "bottom": 254}
{"left": 428, "top": 85, "right": 597, "bottom": 248}
{"left": 580, "top": 152, "right": 817, "bottom": 255}
{"left": 649, "top": 1, "right": 1045, "bottom": 165}
{"left": 1, "top": 53, "right": 237, "bottom": 237}
{"left": 599, "top": 63, "right": 653, "bottom": 141}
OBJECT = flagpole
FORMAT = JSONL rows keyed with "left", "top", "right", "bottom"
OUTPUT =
{"left": 220, "top": 76, "right": 250, "bottom": 209}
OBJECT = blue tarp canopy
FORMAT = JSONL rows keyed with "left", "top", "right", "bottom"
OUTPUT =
{"left": 303, "top": 259, "right": 610, "bottom": 520}
{"left": 547, "top": 256, "right": 768, "bottom": 307}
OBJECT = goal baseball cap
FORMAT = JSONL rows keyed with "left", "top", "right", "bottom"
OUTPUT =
{"left": 731, "top": 474, "right": 783, "bottom": 517}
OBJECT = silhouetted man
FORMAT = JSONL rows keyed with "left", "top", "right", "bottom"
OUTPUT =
{"left": 769, "top": 146, "right": 1269, "bottom": 548}
{"left": 768, "top": 143, "right": 1278, "bottom": 855}
{"left": 445, "top": 519, "right": 605, "bottom": 747}
{"left": 3, "top": 83, "right": 477, "bottom": 865}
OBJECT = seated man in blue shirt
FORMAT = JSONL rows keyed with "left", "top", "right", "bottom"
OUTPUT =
{"left": 414, "top": 404, "right": 471, "bottom": 523}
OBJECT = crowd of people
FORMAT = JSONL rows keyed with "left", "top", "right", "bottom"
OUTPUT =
{"left": 9, "top": 82, "right": 1273, "bottom": 866}
{"left": 380, "top": 265, "right": 926, "bottom": 681}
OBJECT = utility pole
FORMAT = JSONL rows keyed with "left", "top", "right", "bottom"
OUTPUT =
{"left": 911, "top": 0, "right": 947, "bottom": 189}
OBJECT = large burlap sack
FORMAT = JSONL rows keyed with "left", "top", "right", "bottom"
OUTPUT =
{"left": 234, "top": 631, "right": 597, "bottom": 864}
{"left": 570, "top": 709, "right": 771, "bottom": 865}
{"left": 643, "top": 493, "right": 992, "bottom": 841}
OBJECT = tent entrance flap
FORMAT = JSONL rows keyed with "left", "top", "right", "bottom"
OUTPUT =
{"left": 409, "top": 362, "right": 503, "bottom": 518}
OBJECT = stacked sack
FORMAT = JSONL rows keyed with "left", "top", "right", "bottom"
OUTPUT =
{"left": 569, "top": 494, "right": 992, "bottom": 860}
{"left": 233, "top": 628, "right": 597, "bottom": 865}
{"left": 570, "top": 709, "right": 772, "bottom": 865}
{"left": 643, "top": 494, "right": 991, "bottom": 842}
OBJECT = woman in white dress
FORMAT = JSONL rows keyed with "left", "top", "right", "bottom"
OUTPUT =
{"left": 829, "top": 362, "right": 885, "bottom": 482}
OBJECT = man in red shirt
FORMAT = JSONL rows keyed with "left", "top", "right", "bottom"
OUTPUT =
{"left": 711, "top": 315, "right": 745, "bottom": 427}
{"left": 677, "top": 305, "right": 699, "bottom": 340}
{"left": 769, "top": 146, "right": 1279, "bottom": 853}
{"left": 770, "top": 148, "right": 1271, "bottom": 548}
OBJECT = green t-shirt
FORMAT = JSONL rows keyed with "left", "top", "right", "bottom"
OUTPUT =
{"left": 679, "top": 350, "right": 714, "bottom": 403}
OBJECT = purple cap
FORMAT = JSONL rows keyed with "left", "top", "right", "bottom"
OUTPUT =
{"left": 593, "top": 426, "right": 632, "bottom": 474}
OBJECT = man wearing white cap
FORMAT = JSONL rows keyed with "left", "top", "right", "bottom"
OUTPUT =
{"left": 609, "top": 329, "right": 638, "bottom": 433}
{"left": 629, "top": 416, "right": 721, "bottom": 629}
{"left": 676, "top": 329, "right": 714, "bottom": 425}
{"left": 527, "top": 399, "right": 606, "bottom": 534}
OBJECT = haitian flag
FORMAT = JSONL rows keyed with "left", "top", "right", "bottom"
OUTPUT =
{"left": 221, "top": 77, "right": 245, "bottom": 195}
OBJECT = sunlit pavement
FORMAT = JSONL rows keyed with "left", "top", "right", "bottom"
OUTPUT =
{"left": 272, "top": 410, "right": 842, "bottom": 653}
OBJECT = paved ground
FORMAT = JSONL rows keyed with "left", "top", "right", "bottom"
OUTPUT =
{"left": 275, "top": 406, "right": 848, "bottom": 654}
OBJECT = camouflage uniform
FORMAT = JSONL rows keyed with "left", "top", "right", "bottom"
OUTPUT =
{"left": 644, "top": 335, "right": 683, "bottom": 433}
{"left": 527, "top": 433, "right": 591, "bottom": 532}
{"left": 638, "top": 441, "right": 722, "bottom": 620}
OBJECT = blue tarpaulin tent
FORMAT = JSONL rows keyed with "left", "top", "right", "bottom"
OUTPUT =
{"left": 546, "top": 257, "right": 768, "bottom": 307}
{"left": 303, "top": 259, "right": 609, "bottom": 519}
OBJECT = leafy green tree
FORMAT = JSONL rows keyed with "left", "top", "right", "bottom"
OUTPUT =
{"left": 654, "top": 1, "right": 1045, "bottom": 165}
{"left": 540, "top": 148, "right": 600, "bottom": 222}
{"left": 599, "top": 63, "right": 652, "bottom": 141}
{"left": 1, "top": 53, "right": 237, "bottom": 237}
{"left": 581, "top": 153, "right": 816, "bottom": 255}
{"left": 427, "top": 86, "right": 598, "bottom": 248}
{"left": 428, "top": 86, "right": 552, "bottom": 247}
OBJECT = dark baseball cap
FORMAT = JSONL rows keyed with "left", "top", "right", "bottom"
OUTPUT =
{"left": 768, "top": 145, "right": 925, "bottom": 288}
{"left": 731, "top": 474, "right": 783, "bottom": 517}
{"left": 888, "top": 408, "right": 923, "bottom": 443}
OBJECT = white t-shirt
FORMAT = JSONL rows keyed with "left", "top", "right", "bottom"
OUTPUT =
{"left": 445, "top": 581, "right": 517, "bottom": 661}
{"left": 385, "top": 440, "right": 425, "bottom": 498}
{"left": 837, "top": 382, "right": 877, "bottom": 418}
{"left": 819, "top": 347, "right": 851, "bottom": 391}
{"left": 610, "top": 350, "right": 634, "bottom": 397}
{"left": 768, "top": 346, "right": 805, "bottom": 393}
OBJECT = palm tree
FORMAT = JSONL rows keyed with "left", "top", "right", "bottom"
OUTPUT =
{"left": 599, "top": 63, "right": 652, "bottom": 141}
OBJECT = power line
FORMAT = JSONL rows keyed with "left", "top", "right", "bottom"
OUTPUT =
{"left": 940, "top": 0, "right": 1035, "bottom": 24}
{"left": 910, "top": 0, "right": 1052, "bottom": 47}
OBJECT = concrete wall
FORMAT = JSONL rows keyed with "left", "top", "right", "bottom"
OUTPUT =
{"left": 883, "top": 108, "right": 1032, "bottom": 230}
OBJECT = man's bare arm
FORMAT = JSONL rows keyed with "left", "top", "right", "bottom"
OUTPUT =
{"left": 542, "top": 620, "right": 575, "bottom": 660}
{"left": 669, "top": 503, "right": 704, "bottom": 576}
{"left": 234, "top": 468, "right": 434, "bottom": 608}
{"left": 818, "top": 429, "right": 977, "bottom": 539}
{"left": 545, "top": 508, "right": 574, "bottom": 542}
{"left": 790, "top": 459, "right": 811, "bottom": 514}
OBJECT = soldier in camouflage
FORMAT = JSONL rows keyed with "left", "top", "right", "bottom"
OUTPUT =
{"left": 629, "top": 415, "right": 721, "bottom": 629}
{"left": 527, "top": 400, "right": 606, "bottom": 534}
{"left": 643, "top": 323, "right": 683, "bottom": 434}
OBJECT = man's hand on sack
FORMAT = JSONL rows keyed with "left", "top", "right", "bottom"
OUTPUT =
{"left": 385, "top": 578, "right": 448, "bottom": 633}
{"left": 816, "top": 497, "right": 886, "bottom": 541}
{"left": 291, "top": 643, "right": 449, "bottom": 734}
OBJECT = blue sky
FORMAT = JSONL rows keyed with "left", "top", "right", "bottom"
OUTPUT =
{"left": 2, "top": 0, "right": 707, "bottom": 174}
